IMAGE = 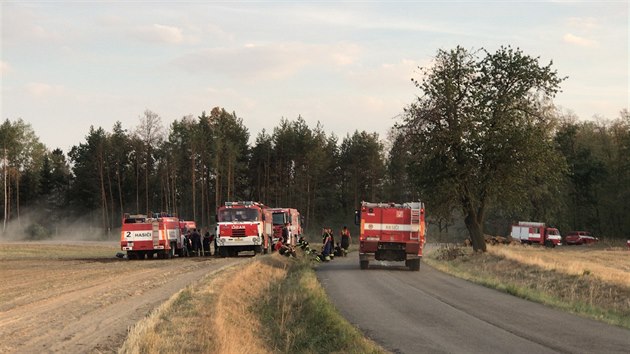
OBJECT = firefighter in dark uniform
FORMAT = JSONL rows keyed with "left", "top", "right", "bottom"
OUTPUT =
{"left": 282, "top": 222, "right": 290, "bottom": 244}
{"left": 203, "top": 231, "right": 211, "bottom": 256}
{"left": 340, "top": 225, "right": 351, "bottom": 256}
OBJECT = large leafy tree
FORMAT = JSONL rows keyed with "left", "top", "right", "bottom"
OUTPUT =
{"left": 0, "top": 119, "right": 46, "bottom": 229}
{"left": 401, "top": 46, "right": 566, "bottom": 251}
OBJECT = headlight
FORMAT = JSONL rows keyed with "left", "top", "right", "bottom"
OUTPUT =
{"left": 253, "top": 237, "right": 260, "bottom": 244}
{"left": 218, "top": 238, "right": 225, "bottom": 246}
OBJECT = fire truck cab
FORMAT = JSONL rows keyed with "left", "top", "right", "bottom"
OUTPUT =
{"left": 267, "top": 208, "right": 302, "bottom": 247}
{"left": 355, "top": 201, "right": 426, "bottom": 271}
{"left": 215, "top": 201, "right": 269, "bottom": 257}
{"left": 121, "top": 212, "right": 180, "bottom": 259}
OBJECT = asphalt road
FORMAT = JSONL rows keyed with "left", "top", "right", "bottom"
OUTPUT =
{"left": 316, "top": 255, "right": 630, "bottom": 354}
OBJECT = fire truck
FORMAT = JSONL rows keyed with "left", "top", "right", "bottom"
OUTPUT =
{"left": 120, "top": 212, "right": 181, "bottom": 259}
{"left": 215, "top": 201, "right": 269, "bottom": 257}
{"left": 267, "top": 208, "right": 302, "bottom": 246}
{"left": 510, "top": 221, "right": 562, "bottom": 247}
{"left": 355, "top": 201, "right": 426, "bottom": 271}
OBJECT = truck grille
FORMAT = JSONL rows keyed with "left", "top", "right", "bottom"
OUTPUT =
{"left": 232, "top": 229, "right": 246, "bottom": 237}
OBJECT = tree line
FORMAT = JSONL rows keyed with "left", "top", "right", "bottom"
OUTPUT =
{"left": 1, "top": 46, "right": 628, "bottom": 247}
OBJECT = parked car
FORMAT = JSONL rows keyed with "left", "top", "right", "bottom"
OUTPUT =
{"left": 564, "top": 231, "right": 598, "bottom": 245}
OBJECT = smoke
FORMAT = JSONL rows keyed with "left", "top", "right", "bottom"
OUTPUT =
{"left": 0, "top": 210, "right": 120, "bottom": 242}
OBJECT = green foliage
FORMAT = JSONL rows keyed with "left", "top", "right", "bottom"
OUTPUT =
{"left": 1, "top": 67, "right": 628, "bottom": 242}
{"left": 400, "top": 46, "right": 568, "bottom": 250}
{"left": 260, "top": 257, "right": 384, "bottom": 353}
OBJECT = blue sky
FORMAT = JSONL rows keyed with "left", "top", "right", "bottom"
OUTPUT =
{"left": 1, "top": 1, "right": 628, "bottom": 152}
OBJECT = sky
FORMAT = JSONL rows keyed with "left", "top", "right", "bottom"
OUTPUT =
{"left": 1, "top": 1, "right": 628, "bottom": 153}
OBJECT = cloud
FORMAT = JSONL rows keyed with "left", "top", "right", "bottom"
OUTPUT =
{"left": 26, "top": 82, "right": 65, "bottom": 97}
{"left": 566, "top": 17, "right": 598, "bottom": 30}
{"left": 563, "top": 33, "right": 596, "bottom": 47}
{"left": 132, "top": 24, "right": 184, "bottom": 44}
{"left": 172, "top": 42, "right": 362, "bottom": 80}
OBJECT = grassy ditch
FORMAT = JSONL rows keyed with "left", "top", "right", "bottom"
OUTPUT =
{"left": 425, "top": 244, "right": 630, "bottom": 329}
{"left": 119, "top": 253, "right": 385, "bottom": 354}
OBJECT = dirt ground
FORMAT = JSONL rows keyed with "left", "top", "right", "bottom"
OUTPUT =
{"left": 0, "top": 241, "right": 244, "bottom": 354}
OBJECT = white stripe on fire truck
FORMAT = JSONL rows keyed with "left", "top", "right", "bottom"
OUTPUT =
{"left": 363, "top": 223, "right": 419, "bottom": 232}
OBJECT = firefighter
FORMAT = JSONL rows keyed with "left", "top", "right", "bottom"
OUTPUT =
{"left": 320, "top": 227, "right": 333, "bottom": 261}
{"left": 183, "top": 230, "right": 192, "bottom": 257}
{"left": 203, "top": 231, "right": 211, "bottom": 256}
{"left": 275, "top": 238, "right": 296, "bottom": 257}
{"left": 328, "top": 227, "right": 335, "bottom": 260}
{"left": 214, "top": 232, "right": 220, "bottom": 257}
{"left": 191, "top": 229, "right": 202, "bottom": 256}
{"left": 282, "top": 222, "right": 290, "bottom": 244}
{"left": 340, "top": 225, "right": 351, "bottom": 257}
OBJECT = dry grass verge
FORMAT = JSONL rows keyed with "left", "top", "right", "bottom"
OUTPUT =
{"left": 119, "top": 252, "right": 384, "bottom": 353}
{"left": 119, "top": 258, "right": 287, "bottom": 354}
{"left": 427, "top": 244, "right": 630, "bottom": 329}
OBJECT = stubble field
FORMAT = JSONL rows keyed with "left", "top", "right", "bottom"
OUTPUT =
{"left": 0, "top": 241, "right": 241, "bottom": 354}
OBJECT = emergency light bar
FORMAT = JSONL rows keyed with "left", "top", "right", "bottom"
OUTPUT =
{"left": 224, "top": 201, "right": 262, "bottom": 207}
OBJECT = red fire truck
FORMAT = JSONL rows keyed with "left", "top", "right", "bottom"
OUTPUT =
{"left": 510, "top": 221, "right": 562, "bottom": 247}
{"left": 120, "top": 212, "right": 181, "bottom": 259}
{"left": 355, "top": 201, "right": 426, "bottom": 271}
{"left": 215, "top": 201, "right": 269, "bottom": 257}
{"left": 267, "top": 208, "right": 302, "bottom": 246}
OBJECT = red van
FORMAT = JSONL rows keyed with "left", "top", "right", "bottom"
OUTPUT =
{"left": 565, "top": 231, "right": 598, "bottom": 245}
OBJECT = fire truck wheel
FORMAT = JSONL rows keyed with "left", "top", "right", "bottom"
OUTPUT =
{"left": 360, "top": 260, "right": 369, "bottom": 270}
{"left": 544, "top": 240, "right": 555, "bottom": 248}
{"left": 219, "top": 247, "right": 228, "bottom": 258}
{"left": 408, "top": 259, "right": 420, "bottom": 271}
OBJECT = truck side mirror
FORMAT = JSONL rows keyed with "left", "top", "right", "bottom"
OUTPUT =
{"left": 354, "top": 210, "right": 360, "bottom": 226}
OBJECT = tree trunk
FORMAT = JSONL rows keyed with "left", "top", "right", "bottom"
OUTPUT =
{"left": 16, "top": 174, "right": 20, "bottom": 226}
{"left": 2, "top": 148, "right": 7, "bottom": 234}
{"left": 191, "top": 148, "right": 196, "bottom": 222}
{"left": 145, "top": 147, "right": 150, "bottom": 216}
{"left": 116, "top": 164, "right": 124, "bottom": 223}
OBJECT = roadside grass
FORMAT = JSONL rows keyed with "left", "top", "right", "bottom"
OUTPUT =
{"left": 426, "top": 244, "right": 630, "bottom": 329}
{"left": 0, "top": 242, "right": 118, "bottom": 259}
{"left": 119, "top": 252, "right": 385, "bottom": 353}
{"left": 259, "top": 255, "right": 384, "bottom": 354}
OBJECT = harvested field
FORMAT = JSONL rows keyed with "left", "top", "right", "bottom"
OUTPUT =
{"left": 488, "top": 244, "right": 630, "bottom": 287}
{"left": 0, "top": 241, "right": 243, "bottom": 354}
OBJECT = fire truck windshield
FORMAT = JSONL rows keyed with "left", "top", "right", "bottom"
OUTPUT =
{"left": 272, "top": 212, "right": 286, "bottom": 225}
{"left": 219, "top": 208, "right": 259, "bottom": 222}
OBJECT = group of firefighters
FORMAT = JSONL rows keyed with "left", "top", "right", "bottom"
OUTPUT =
{"left": 317, "top": 225, "right": 351, "bottom": 261}
{"left": 182, "top": 228, "right": 216, "bottom": 257}
{"left": 273, "top": 223, "right": 352, "bottom": 262}
{"left": 180, "top": 223, "right": 352, "bottom": 260}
